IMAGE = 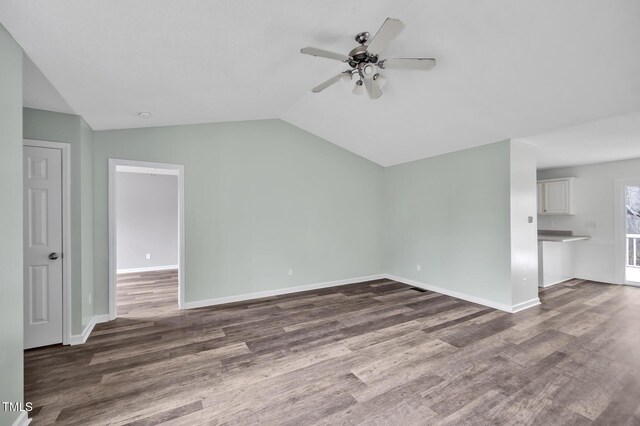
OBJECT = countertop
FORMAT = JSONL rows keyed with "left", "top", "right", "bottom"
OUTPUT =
{"left": 537, "top": 235, "right": 590, "bottom": 242}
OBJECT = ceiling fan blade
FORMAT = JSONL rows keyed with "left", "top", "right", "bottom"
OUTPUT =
{"left": 300, "top": 47, "right": 350, "bottom": 62}
{"left": 366, "top": 18, "right": 405, "bottom": 56}
{"left": 374, "top": 74, "right": 388, "bottom": 89}
{"left": 378, "top": 58, "right": 436, "bottom": 70}
{"left": 363, "top": 77, "right": 382, "bottom": 99}
{"left": 311, "top": 72, "right": 351, "bottom": 93}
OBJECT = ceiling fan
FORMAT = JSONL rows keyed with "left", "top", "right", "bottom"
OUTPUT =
{"left": 300, "top": 18, "right": 436, "bottom": 99}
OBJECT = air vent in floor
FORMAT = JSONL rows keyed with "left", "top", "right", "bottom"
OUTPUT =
{"left": 410, "top": 287, "right": 427, "bottom": 293}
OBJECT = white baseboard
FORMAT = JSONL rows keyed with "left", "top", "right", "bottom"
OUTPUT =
{"left": 94, "top": 314, "right": 111, "bottom": 324}
{"left": 117, "top": 265, "right": 179, "bottom": 274}
{"left": 12, "top": 411, "right": 31, "bottom": 426}
{"left": 511, "top": 297, "right": 541, "bottom": 313}
{"left": 384, "top": 274, "right": 540, "bottom": 313}
{"left": 384, "top": 274, "right": 516, "bottom": 312}
{"left": 184, "top": 274, "right": 387, "bottom": 309}
{"left": 69, "top": 314, "right": 111, "bottom": 345}
{"left": 574, "top": 274, "right": 618, "bottom": 285}
{"left": 540, "top": 276, "right": 621, "bottom": 288}
{"left": 539, "top": 278, "right": 573, "bottom": 288}
{"left": 70, "top": 317, "right": 96, "bottom": 345}
{"left": 184, "top": 273, "right": 541, "bottom": 314}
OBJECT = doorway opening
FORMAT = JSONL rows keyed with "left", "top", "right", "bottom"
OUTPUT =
{"left": 625, "top": 184, "right": 640, "bottom": 284}
{"left": 108, "top": 159, "right": 185, "bottom": 320}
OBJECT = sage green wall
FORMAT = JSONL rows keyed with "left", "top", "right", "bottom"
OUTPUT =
{"left": 25, "top": 108, "right": 533, "bottom": 326}
{"left": 23, "top": 108, "right": 95, "bottom": 334}
{"left": 0, "top": 23, "right": 24, "bottom": 426}
{"left": 93, "top": 120, "right": 384, "bottom": 313}
{"left": 509, "top": 141, "right": 539, "bottom": 307}
{"left": 384, "top": 141, "right": 513, "bottom": 307}
{"left": 81, "top": 119, "right": 95, "bottom": 326}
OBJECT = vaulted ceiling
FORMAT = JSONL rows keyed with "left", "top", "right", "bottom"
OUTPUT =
{"left": 2, "top": 0, "right": 639, "bottom": 166}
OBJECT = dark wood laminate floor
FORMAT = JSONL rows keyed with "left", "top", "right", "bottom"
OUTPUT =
{"left": 24, "top": 272, "right": 640, "bottom": 425}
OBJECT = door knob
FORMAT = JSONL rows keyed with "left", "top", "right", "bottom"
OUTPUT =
{"left": 48, "top": 253, "right": 59, "bottom": 260}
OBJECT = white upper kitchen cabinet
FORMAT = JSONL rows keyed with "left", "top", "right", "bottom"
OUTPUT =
{"left": 537, "top": 182, "right": 544, "bottom": 215}
{"left": 537, "top": 178, "right": 575, "bottom": 215}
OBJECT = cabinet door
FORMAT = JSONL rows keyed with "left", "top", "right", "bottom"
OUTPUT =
{"left": 543, "top": 180, "right": 570, "bottom": 214}
{"left": 537, "top": 183, "right": 544, "bottom": 214}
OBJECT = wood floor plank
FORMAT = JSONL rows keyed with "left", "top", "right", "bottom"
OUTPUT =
{"left": 121, "top": 401, "right": 203, "bottom": 426}
{"left": 23, "top": 270, "right": 640, "bottom": 424}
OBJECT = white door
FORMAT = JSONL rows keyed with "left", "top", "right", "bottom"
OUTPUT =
{"left": 23, "top": 146, "right": 63, "bottom": 349}
{"left": 544, "top": 180, "right": 569, "bottom": 214}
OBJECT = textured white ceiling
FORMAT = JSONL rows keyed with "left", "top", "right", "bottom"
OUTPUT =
{"left": 3, "top": 0, "right": 640, "bottom": 166}
{"left": 519, "top": 110, "right": 640, "bottom": 170}
{"left": 23, "top": 54, "right": 74, "bottom": 115}
{"left": 282, "top": 0, "right": 640, "bottom": 166}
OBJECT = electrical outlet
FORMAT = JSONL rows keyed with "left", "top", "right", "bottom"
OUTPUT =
{"left": 416, "top": 264, "right": 421, "bottom": 272}
{"left": 146, "top": 253, "right": 151, "bottom": 260}
{"left": 88, "top": 292, "right": 92, "bottom": 304}
{"left": 288, "top": 268, "right": 293, "bottom": 276}
{"left": 522, "top": 278, "right": 527, "bottom": 288}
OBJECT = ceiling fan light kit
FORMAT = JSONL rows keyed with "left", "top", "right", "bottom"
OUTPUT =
{"left": 301, "top": 18, "right": 436, "bottom": 99}
{"left": 353, "top": 79, "right": 365, "bottom": 95}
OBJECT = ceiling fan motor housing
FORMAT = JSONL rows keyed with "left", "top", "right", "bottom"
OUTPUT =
{"left": 355, "top": 31, "right": 370, "bottom": 44}
{"left": 348, "top": 44, "right": 378, "bottom": 69}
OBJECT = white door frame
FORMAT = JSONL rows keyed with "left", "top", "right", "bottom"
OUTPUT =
{"left": 23, "top": 139, "right": 72, "bottom": 345}
{"left": 614, "top": 177, "right": 640, "bottom": 286}
{"left": 108, "top": 158, "right": 185, "bottom": 319}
